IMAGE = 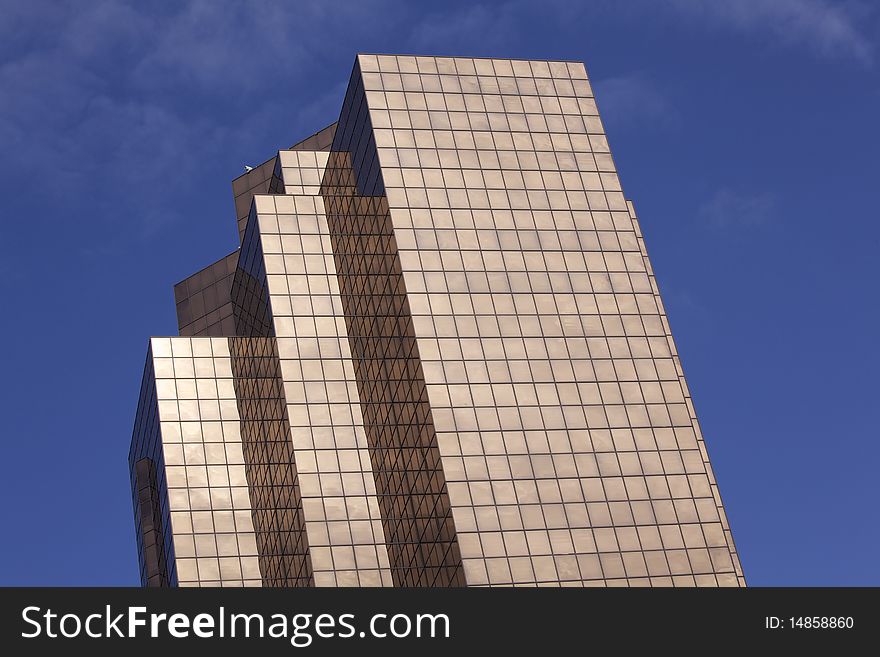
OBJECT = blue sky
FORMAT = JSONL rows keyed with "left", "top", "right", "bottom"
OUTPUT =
{"left": 1, "top": 0, "right": 878, "bottom": 586}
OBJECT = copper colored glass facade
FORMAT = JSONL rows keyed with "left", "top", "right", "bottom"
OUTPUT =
{"left": 129, "top": 54, "right": 744, "bottom": 588}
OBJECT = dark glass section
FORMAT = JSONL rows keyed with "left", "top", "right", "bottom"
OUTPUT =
{"left": 290, "top": 122, "right": 337, "bottom": 151}
{"left": 268, "top": 160, "right": 285, "bottom": 195}
{"left": 323, "top": 70, "right": 465, "bottom": 584}
{"left": 232, "top": 158, "right": 277, "bottom": 241}
{"left": 230, "top": 335, "right": 314, "bottom": 587}
{"left": 330, "top": 60, "right": 385, "bottom": 197}
{"left": 231, "top": 205, "right": 274, "bottom": 338}
{"left": 229, "top": 208, "right": 313, "bottom": 586}
{"left": 134, "top": 457, "right": 169, "bottom": 587}
{"left": 129, "top": 346, "right": 177, "bottom": 586}
{"left": 174, "top": 251, "right": 238, "bottom": 337}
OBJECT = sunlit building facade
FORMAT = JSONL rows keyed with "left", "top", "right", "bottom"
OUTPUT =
{"left": 129, "top": 54, "right": 744, "bottom": 588}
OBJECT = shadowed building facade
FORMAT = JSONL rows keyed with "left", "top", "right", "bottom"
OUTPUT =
{"left": 129, "top": 54, "right": 744, "bottom": 588}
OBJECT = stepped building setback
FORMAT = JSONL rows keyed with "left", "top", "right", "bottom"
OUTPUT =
{"left": 129, "top": 54, "right": 744, "bottom": 588}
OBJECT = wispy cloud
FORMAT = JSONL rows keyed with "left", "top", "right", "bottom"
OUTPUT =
{"left": 1, "top": 0, "right": 868, "bottom": 257}
{"left": 593, "top": 74, "right": 679, "bottom": 130}
{"left": 407, "top": 3, "right": 520, "bottom": 53}
{"left": 698, "top": 188, "right": 777, "bottom": 230}
{"left": 0, "top": 0, "right": 365, "bottom": 243}
{"left": 664, "top": 0, "right": 874, "bottom": 65}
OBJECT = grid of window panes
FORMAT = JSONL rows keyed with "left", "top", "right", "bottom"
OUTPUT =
{"left": 129, "top": 345, "right": 176, "bottom": 586}
{"left": 321, "top": 151, "right": 466, "bottom": 586}
{"left": 130, "top": 54, "right": 744, "bottom": 589}
{"left": 627, "top": 201, "right": 744, "bottom": 584}
{"left": 251, "top": 192, "right": 394, "bottom": 586}
{"left": 228, "top": 334, "right": 314, "bottom": 586}
{"left": 233, "top": 158, "right": 278, "bottom": 241}
{"left": 346, "top": 54, "right": 742, "bottom": 586}
{"left": 290, "top": 123, "right": 337, "bottom": 152}
{"left": 174, "top": 251, "right": 239, "bottom": 337}
{"left": 231, "top": 204, "right": 276, "bottom": 339}
{"left": 151, "top": 336, "right": 262, "bottom": 587}
{"left": 227, "top": 209, "right": 315, "bottom": 586}
{"left": 275, "top": 150, "right": 331, "bottom": 196}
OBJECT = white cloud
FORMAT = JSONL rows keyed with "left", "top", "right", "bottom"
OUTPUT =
{"left": 698, "top": 188, "right": 777, "bottom": 229}
{"left": 0, "top": 0, "right": 360, "bottom": 240}
{"left": 2, "top": 0, "right": 867, "bottom": 252}
{"left": 665, "top": 0, "right": 874, "bottom": 64}
{"left": 407, "top": 3, "right": 520, "bottom": 53}
{"left": 593, "top": 74, "right": 679, "bottom": 129}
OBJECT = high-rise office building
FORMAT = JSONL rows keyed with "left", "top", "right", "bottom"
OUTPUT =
{"left": 129, "top": 54, "right": 744, "bottom": 588}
